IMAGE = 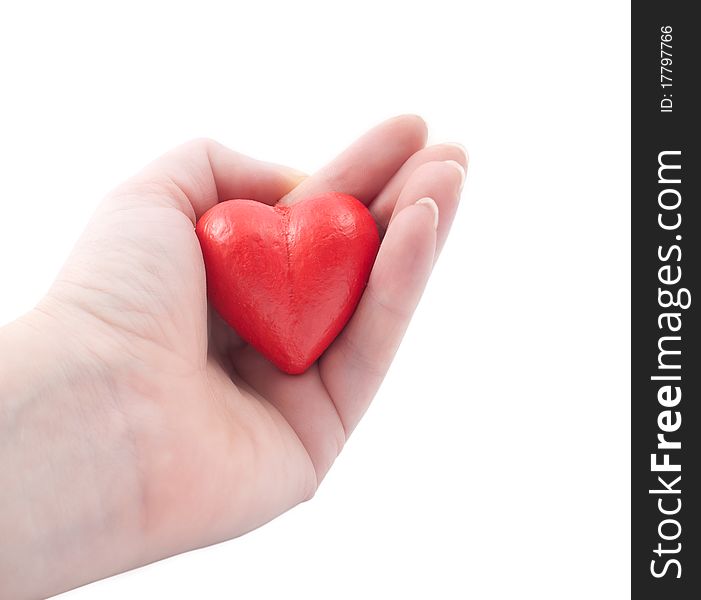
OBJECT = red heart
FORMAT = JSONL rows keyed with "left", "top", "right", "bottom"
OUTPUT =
{"left": 196, "top": 193, "right": 380, "bottom": 374}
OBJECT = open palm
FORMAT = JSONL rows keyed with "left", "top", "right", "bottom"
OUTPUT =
{"left": 42, "top": 115, "right": 466, "bottom": 568}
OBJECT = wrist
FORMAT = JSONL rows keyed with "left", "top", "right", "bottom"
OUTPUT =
{"left": 0, "top": 307, "right": 145, "bottom": 598}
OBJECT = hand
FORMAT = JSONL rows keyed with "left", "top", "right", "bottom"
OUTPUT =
{"left": 0, "top": 115, "right": 466, "bottom": 597}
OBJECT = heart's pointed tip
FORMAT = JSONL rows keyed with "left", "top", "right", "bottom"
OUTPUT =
{"left": 279, "top": 364, "right": 311, "bottom": 376}
{"left": 271, "top": 355, "right": 315, "bottom": 376}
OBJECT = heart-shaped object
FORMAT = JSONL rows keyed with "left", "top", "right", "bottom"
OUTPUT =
{"left": 196, "top": 193, "right": 380, "bottom": 374}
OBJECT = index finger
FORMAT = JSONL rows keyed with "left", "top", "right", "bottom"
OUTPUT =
{"left": 278, "top": 114, "right": 427, "bottom": 206}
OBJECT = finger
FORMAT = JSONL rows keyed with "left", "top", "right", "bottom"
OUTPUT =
{"left": 369, "top": 142, "right": 467, "bottom": 231}
{"left": 108, "top": 138, "right": 307, "bottom": 224}
{"left": 278, "top": 114, "right": 427, "bottom": 206}
{"left": 318, "top": 198, "right": 439, "bottom": 436}
{"left": 387, "top": 160, "right": 465, "bottom": 260}
{"left": 230, "top": 348, "right": 346, "bottom": 483}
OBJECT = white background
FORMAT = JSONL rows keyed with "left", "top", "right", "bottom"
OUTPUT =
{"left": 0, "top": 1, "right": 630, "bottom": 598}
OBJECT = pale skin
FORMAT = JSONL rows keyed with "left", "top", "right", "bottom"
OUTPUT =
{"left": 0, "top": 115, "right": 466, "bottom": 598}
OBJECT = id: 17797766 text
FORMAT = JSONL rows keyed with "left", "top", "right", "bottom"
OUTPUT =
{"left": 660, "top": 25, "right": 673, "bottom": 113}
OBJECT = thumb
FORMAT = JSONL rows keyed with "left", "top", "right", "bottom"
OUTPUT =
{"left": 106, "top": 138, "right": 306, "bottom": 224}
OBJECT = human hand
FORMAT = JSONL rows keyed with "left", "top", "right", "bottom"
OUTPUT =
{"left": 0, "top": 115, "right": 466, "bottom": 598}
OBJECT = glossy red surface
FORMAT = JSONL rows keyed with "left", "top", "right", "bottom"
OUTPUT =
{"left": 196, "top": 193, "right": 380, "bottom": 374}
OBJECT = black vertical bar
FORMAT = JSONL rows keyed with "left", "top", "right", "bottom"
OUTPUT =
{"left": 632, "top": 3, "right": 700, "bottom": 598}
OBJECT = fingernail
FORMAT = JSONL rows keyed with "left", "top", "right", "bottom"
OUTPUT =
{"left": 444, "top": 141, "right": 467, "bottom": 153}
{"left": 444, "top": 159, "right": 466, "bottom": 190}
{"left": 288, "top": 168, "right": 308, "bottom": 182}
{"left": 415, "top": 197, "right": 439, "bottom": 230}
